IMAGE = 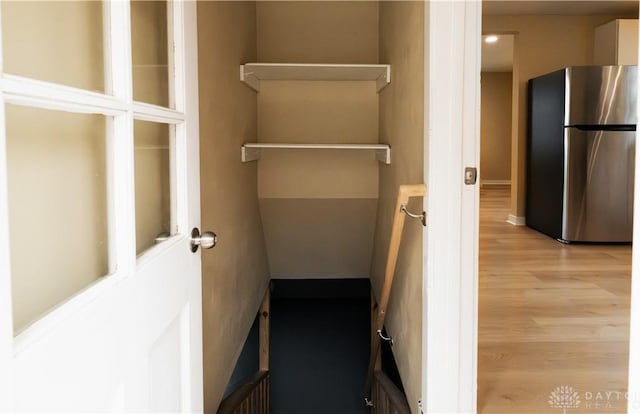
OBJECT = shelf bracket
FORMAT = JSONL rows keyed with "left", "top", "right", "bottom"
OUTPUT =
{"left": 241, "top": 145, "right": 261, "bottom": 162}
{"left": 375, "top": 148, "right": 391, "bottom": 164}
{"left": 376, "top": 69, "right": 390, "bottom": 92}
{"left": 240, "top": 65, "right": 260, "bottom": 92}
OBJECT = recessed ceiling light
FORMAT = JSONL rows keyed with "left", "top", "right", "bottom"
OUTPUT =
{"left": 485, "top": 35, "right": 498, "bottom": 44}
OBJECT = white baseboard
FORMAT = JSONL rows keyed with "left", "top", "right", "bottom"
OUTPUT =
{"left": 481, "top": 179, "right": 511, "bottom": 187}
{"left": 507, "top": 215, "right": 526, "bottom": 226}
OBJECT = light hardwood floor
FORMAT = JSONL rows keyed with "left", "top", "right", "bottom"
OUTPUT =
{"left": 478, "top": 187, "right": 632, "bottom": 413}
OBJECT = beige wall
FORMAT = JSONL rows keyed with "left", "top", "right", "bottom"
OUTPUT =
{"left": 257, "top": 1, "right": 379, "bottom": 63}
{"left": 480, "top": 72, "right": 512, "bottom": 182}
{"left": 256, "top": 2, "right": 380, "bottom": 279}
{"left": 197, "top": 2, "right": 270, "bottom": 412}
{"left": 372, "top": 2, "right": 424, "bottom": 413}
{"left": 483, "top": 13, "right": 636, "bottom": 218}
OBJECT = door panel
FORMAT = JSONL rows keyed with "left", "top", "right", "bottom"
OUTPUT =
{"left": 149, "top": 312, "right": 184, "bottom": 413}
{"left": 0, "top": 1, "right": 203, "bottom": 412}
{"left": 12, "top": 281, "right": 135, "bottom": 411}
{"left": 564, "top": 128, "right": 635, "bottom": 241}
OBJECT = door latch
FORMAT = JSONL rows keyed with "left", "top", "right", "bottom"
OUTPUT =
{"left": 464, "top": 167, "right": 477, "bottom": 185}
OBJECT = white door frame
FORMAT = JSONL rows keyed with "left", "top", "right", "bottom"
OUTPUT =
{"left": 423, "top": 2, "right": 640, "bottom": 413}
{"left": 628, "top": 8, "right": 640, "bottom": 412}
{"left": 630, "top": 147, "right": 640, "bottom": 413}
{"left": 423, "top": 0, "right": 481, "bottom": 412}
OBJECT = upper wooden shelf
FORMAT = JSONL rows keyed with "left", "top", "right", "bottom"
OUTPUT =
{"left": 241, "top": 142, "right": 391, "bottom": 164}
{"left": 240, "top": 63, "right": 391, "bottom": 93}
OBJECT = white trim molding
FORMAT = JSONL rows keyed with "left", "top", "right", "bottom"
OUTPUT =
{"left": 629, "top": 133, "right": 640, "bottom": 413}
{"left": 507, "top": 215, "right": 526, "bottom": 226}
{"left": 627, "top": 6, "right": 640, "bottom": 412}
{"left": 423, "top": 1, "right": 480, "bottom": 413}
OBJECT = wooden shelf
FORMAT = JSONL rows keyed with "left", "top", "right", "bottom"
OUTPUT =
{"left": 241, "top": 143, "right": 391, "bottom": 164}
{"left": 240, "top": 63, "right": 391, "bottom": 92}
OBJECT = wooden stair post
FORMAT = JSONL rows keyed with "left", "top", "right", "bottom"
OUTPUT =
{"left": 260, "top": 287, "right": 270, "bottom": 371}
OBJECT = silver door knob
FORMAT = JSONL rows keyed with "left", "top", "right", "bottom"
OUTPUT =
{"left": 191, "top": 227, "right": 217, "bottom": 253}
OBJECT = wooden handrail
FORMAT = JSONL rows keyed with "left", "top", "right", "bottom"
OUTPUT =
{"left": 366, "top": 184, "right": 426, "bottom": 396}
{"left": 217, "top": 370, "right": 270, "bottom": 414}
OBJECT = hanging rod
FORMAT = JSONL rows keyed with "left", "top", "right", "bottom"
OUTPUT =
{"left": 400, "top": 204, "right": 426, "bottom": 227}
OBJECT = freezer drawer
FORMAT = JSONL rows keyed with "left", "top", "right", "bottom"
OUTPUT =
{"left": 563, "top": 127, "right": 635, "bottom": 242}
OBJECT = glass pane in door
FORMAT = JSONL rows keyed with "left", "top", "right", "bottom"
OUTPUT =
{"left": 5, "top": 105, "right": 108, "bottom": 333}
{"left": 134, "top": 120, "right": 173, "bottom": 255}
{"left": 131, "top": 1, "right": 171, "bottom": 108}
{"left": 1, "top": 1, "right": 105, "bottom": 92}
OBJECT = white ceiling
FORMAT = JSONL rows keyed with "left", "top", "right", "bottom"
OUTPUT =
{"left": 483, "top": 1, "right": 639, "bottom": 16}
{"left": 482, "top": 35, "right": 514, "bottom": 72}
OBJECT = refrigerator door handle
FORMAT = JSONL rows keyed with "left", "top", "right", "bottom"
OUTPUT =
{"left": 566, "top": 124, "right": 636, "bottom": 132}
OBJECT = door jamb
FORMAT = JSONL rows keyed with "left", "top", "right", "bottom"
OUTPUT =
{"left": 422, "top": 1, "right": 481, "bottom": 412}
{"left": 627, "top": 8, "right": 640, "bottom": 412}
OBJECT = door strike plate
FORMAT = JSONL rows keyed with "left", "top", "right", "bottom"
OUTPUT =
{"left": 464, "top": 167, "right": 477, "bottom": 185}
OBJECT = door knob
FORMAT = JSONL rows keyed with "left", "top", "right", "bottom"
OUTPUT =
{"left": 191, "top": 227, "right": 217, "bottom": 253}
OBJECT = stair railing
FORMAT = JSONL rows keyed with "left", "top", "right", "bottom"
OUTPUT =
{"left": 217, "top": 288, "right": 271, "bottom": 414}
{"left": 217, "top": 370, "right": 270, "bottom": 414}
{"left": 372, "top": 371, "right": 411, "bottom": 414}
{"left": 365, "top": 184, "right": 426, "bottom": 403}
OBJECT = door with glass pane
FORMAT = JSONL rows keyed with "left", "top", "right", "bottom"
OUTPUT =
{"left": 0, "top": 1, "right": 203, "bottom": 411}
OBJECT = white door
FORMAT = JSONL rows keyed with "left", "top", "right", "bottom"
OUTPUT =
{"left": 0, "top": 1, "right": 204, "bottom": 412}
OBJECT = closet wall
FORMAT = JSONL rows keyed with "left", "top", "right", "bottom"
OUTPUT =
{"left": 197, "top": 3, "right": 270, "bottom": 412}
{"left": 256, "top": 1, "right": 381, "bottom": 279}
{"left": 371, "top": 2, "right": 425, "bottom": 412}
{"left": 197, "top": 2, "right": 425, "bottom": 411}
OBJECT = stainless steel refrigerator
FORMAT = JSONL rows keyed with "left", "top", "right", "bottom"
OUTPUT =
{"left": 527, "top": 66, "right": 637, "bottom": 243}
